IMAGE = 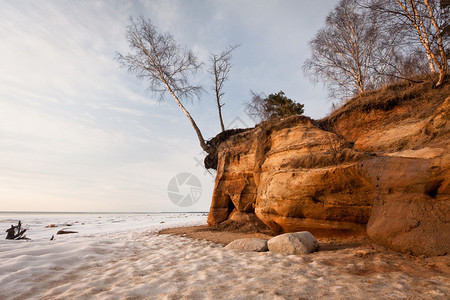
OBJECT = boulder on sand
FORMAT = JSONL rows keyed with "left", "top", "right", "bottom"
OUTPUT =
{"left": 224, "top": 238, "right": 268, "bottom": 252}
{"left": 268, "top": 232, "right": 319, "bottom": 255}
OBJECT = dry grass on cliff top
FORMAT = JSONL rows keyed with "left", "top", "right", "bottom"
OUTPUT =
{"left": 322, "top": 74, "right": 449, "bottom": 125}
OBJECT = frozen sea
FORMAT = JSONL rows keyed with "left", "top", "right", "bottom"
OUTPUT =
{"left": 0, "top": 212, "right": 208, "bottom": 241}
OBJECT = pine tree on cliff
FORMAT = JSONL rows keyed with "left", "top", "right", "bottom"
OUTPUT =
{"left": 115, "top": 16, "right": 209, "bottom": 152}
{"left": 246, "top": 91, "right": 304, "bottom": 122}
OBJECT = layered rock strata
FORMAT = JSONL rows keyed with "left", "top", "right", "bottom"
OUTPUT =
{"left": 207, "top": 90, "right": 449, "bottom": 256}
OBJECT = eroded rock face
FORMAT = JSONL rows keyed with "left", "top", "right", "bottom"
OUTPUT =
{"left": 363, "top": 156, "right": 450, "bottom": 256}
{"left": 207, "top": 94, "right": 450, "bottom": 256}
{"left": 208, "top": 117, "right": 371, "bottom": 233}
{"left": 256, "top": 163, "right": 373, "bottom": 233}
{"left": 207, "top": 129, "right": 259, "bottom": 226}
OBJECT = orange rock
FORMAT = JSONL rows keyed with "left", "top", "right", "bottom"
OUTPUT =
{"left": 206, "top": 87, "right": 450, "bottom": 256}
{"left": 363, "top": 156, "right": 450, "bottom": 256}
{"left": 208, "top": 116, "right": 371, "bottom": 233}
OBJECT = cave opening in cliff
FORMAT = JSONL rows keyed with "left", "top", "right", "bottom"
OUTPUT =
{"left": 227, "top": 195, "right": 235, "bottom": 216}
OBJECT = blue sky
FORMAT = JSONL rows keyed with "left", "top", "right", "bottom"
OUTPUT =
{"left": 0, "top": 0, "right": 338, "bottom": 212}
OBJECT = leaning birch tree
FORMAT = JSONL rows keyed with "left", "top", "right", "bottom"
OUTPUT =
{"left": 116, "top": 16, "right": 209, "bottom": 151}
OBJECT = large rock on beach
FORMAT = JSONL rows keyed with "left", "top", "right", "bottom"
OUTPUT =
{"left": 267, "top": 232, "right": 319, "bottom": 255}
{"left": 224, "top": 238, "right": 268, "bottom": 252}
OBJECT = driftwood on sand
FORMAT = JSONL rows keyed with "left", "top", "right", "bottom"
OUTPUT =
{"left": 5, "top": 221, "right": 30, "bottom": 240}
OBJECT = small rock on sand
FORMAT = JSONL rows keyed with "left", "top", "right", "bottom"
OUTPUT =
{"left": 224, "top": 238, "right": 268, "bottom": 252}
{"left": 268, "top": 231, "right": 319, "bottom": 255}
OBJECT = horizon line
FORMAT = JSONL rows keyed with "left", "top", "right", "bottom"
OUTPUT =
{"left": 0, "top": 211, "right": 209, "bottom": 214}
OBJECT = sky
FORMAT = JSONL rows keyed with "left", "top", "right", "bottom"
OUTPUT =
{"left": 0, "top": 0, "right": 339, "bottom": 212}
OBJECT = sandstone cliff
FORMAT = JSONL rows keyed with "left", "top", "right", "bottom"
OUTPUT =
{"left": 206, "top": 78, "right": 450, "bottom": 256}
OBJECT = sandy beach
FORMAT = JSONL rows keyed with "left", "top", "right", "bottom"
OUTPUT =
{"left": 1, "top": 213, "right": 449, "bottom": 299}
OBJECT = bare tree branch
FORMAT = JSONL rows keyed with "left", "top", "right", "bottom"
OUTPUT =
{"left": 368, "top": 0, "right": 448, "bottom": 86}
{"left": 303, "top": 0, "right": 382, "bottom": 100}
{"left": 208, "top": 45, "right": 240, "bottom": 132}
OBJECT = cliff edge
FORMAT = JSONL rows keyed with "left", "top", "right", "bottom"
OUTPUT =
{"left": 206, "top": 78, "right": 450, "bottom": 256}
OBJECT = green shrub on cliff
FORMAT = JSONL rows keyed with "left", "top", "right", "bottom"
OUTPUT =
{"left": 246, "top": 91, "right": 304, "bottom": 122}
